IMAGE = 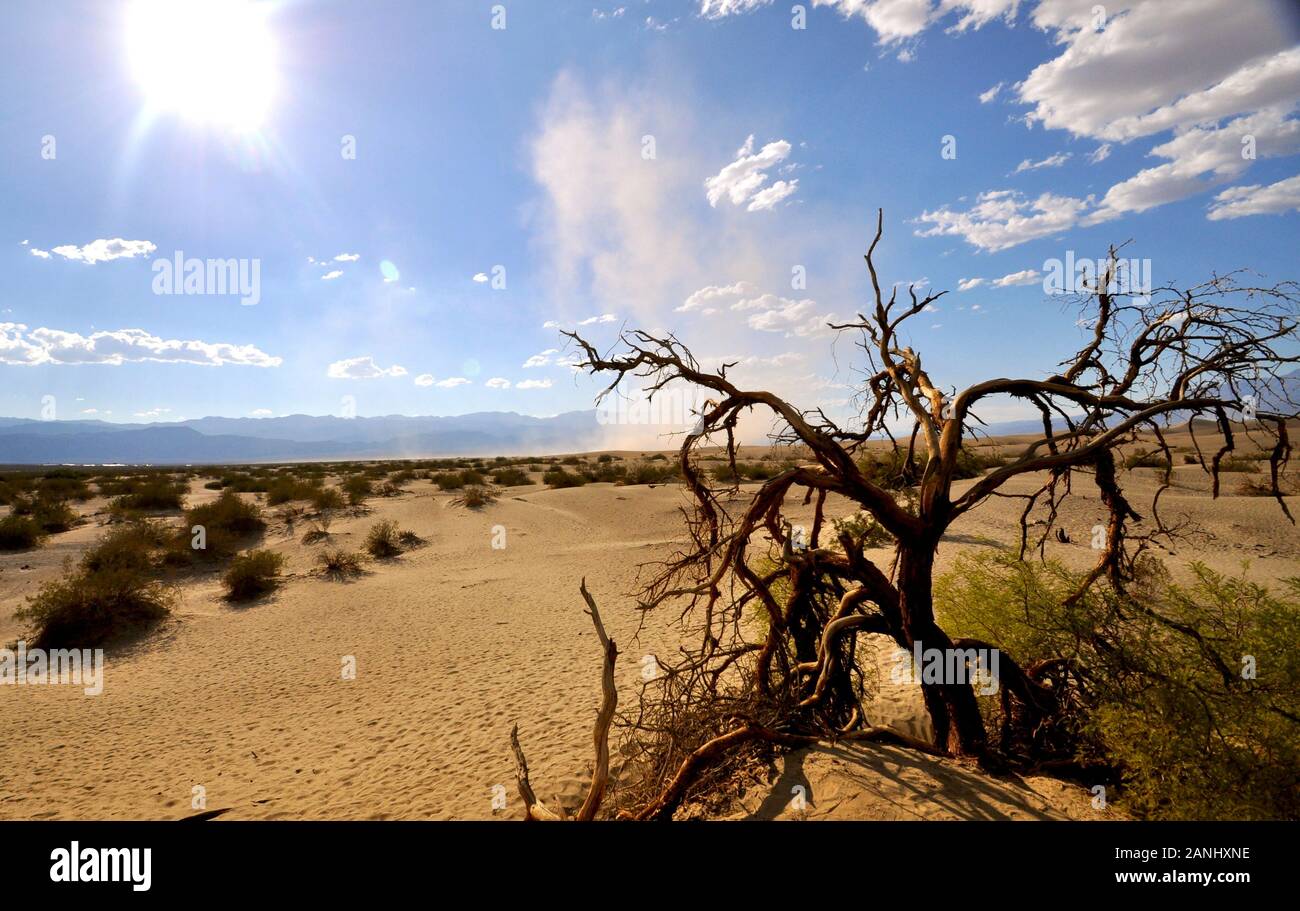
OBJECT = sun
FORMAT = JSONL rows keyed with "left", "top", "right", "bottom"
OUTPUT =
{"left": 126, "top": 0, "right": 278, "bottom": 131}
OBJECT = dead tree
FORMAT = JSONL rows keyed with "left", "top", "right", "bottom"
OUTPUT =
{"left": 556, "top": 211, "right": 1298, "bottom": 819}
{"left": 510, "top": 580, "right": 618, "bottom": 821}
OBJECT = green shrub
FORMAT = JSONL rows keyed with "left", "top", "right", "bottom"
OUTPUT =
{"left": 341, "top": 475, "right": 372, "bottom": 506}
{"left": 0, "top": 515, "right": 44, "bottom": 551}
{"left": 310, "top": 487, "right": 345, "bottom": 511}
{"left": 936, "top": 552, "right": 1300, "bottom": 820}
{"left": 16, "top": 561, "right": 173, "bottom": 648}
{"left": 111, "top": 477, "right": 186, "bottom": 512}
{"left": 1124, "top": 450, "right": 1171, "bottom": 470}
{"left": 490, "top": 467, "right": 533, "bottom": 487}
{"left": 176, "top": 491, "right": 265, "bottom": 561}
{"left": 31, "top": 498, "right": 79, "bottom": 533}
{"left": 431, "top": 471, "right": 465, "bottom": 491}
{"left": 543, "top": 468, "right": 587, "bottom": 489}
{"left": 265, "top": 477, "right": 322, "bottom": 505}
{"left": 222, "top": 550, "right": 286, "bottom": 601}
{"left": 621, "top": 462, "right": 680, "bottom": 485}
{"left": 81, "top": 521, "right": 168, "bottom": 575}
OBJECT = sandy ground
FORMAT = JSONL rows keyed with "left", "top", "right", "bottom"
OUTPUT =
{"left": 1, "top": 457, "right": 1296, "bottom": 821}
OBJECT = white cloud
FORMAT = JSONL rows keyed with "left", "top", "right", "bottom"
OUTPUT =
{"left": 704, "top": 135, "right": 799, "bottom": 211}
{"left": 516, "top": 378, "right": 553, "bottom": 390}
{"left": 746, "top": 178, "right": 800, "bottom": 211}
{"left": 991, "top": 268, "right": 1041, "bottom": 287}
{"left": 1207, "top": 174, "right": 1300, "bottom": 220}
{"left": 746, "top": 297, "right": 829, "bottom": 336}
{"left": 523, "top": 348, "right": 560, "bottom": 368}
{"left": 472, "top": 272, "right": 489, "bottom": 283}
{"left": 1087, "top": 143, "right": 1112, "bottom": 164}
{"left": 1085, "top": 106, "right": 1300, "bottom": 224}
{"left": 250, "top": 408, "right": 274, "bottom": 417}
{"left": 957, "top": 277, "right": 985, "bottom": 291}
{"left": 134, "top": 407, "right": 172, "bottom": 419}
{"left": 915, "top": 189, "right": 1091, "bottom": 252}
{"left": 326, "top": 356, "right": 407, "bottom": 379}
{"left": 414, "top": 374, "right": 435, "bottom": 387}
{"left": 485, "top": 377, "right": 512, "bottom": 389}
{"left": 699, "top": 0, "right": 771, "bottom": 18}
{"left": 334, "top": 253, "right": 360, "bottom": 262}
{"left": 29, "top": 247, "right": 51, "bottom": 259}
{"left": 321, "top": 270, "right": 343, "bottom": 280}
{"left": 1012, "top": 151, "right": 1071, "bottom": 173}
{"left": 46, "top": 238, "right": 156, "bottom": 264}
{"left": 0, "top": 323, "right": 281, "bottom": 367}
{"left": 1022, "top": 4, "right": 1300, "bottom": 142}
{"left": 676, "top": 281, "right": 757, "bottom": 313}
{"left": 732, "top": 292, "right": 808, "bottom": 312}
{"left": 435, "top": 377, "right": 471, "bottom": 388}
{"left": 979, "top": 81, "right": 1004, "bottom": 104}
{"left": 578, "top": 313, "right": 618, "bottom": 325}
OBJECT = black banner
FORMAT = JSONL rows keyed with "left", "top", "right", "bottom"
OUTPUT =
{"left": 0, "top": 820, "right": 1285, "bottom": 897}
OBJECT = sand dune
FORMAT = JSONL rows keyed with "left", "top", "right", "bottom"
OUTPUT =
{"left": 1, "top": 461, "right": 1294, "bottom": 821}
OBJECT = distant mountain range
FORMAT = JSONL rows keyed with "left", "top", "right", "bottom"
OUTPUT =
{"left": 1, "top": 373, "right": 1293, "bottom": 466}
{"left": 0, "top": 412, "right": 604, "bottom": 465}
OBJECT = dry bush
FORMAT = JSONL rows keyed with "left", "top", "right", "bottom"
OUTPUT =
{"left": 316, "top": 548, "right": 364, "bottom": 579}
{"left": 364, "top": 520, "right": 404, "bottom": 558}
{"left": 223, "top": 549, "right": 286, "bottom": 601}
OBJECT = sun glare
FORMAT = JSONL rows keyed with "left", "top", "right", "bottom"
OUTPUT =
{"left": 126, "top": 0, "right": 277, "bottom": 131}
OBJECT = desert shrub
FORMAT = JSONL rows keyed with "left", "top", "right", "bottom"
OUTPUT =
{"left": 0, "top": 515, "right": 44, "bottom": 551}
{"left": 583, "top": 460, "right": 625, "bottom": 482}
{"left": 342, "top": 475, "right": 372, "bottom": 506}
{"left": 936, "top": 551, "right": 1300, "bottom": 820}
{"left": 1235, "top": 475, "right": 1291, "bottom": 497}
{"left": 1218, "top": 455, "right": 1257, "bottom": 472}
{"left": 621, "top": 462, "right": 681, "bottom": 485}
{"left": 203, "top": 480, "right": 224, "bottom": 490}
{"left": 11, "top": 496, "right": 80, "bottom": 533}
{"left": 431, "top": 471, "right": 465, "bottom": 491}
{"left": 954, "top": 447, "right": 1005, "bottom": 477}
{"left": 266, "top": 477, "right": 322, "bottom": 506}
{"left": 16, "top": 560, "right": 173, "bottom": 648}
{"left": 111, "top": 477, "right": 187, "bottom": 512}
{"left": 222, "top": 550, "right": 286, "bottom": 601}
{"left": 301, "top": 514, "right": 333, "bottom": 544}
{"left": 81, "top": 521, "right": 168, "bottom": 575}
{"left": 364, "top": 520, "right": 403, "bottom": 558}
{"left": 1124, "top": 450, "right": 1171, "bottom": 470}
{"left": 561, "top": 456, "right": 581, "bottom": 465}
{"left": 316, "top": 548, "right": 363, "bottom": 579}
{"left": 310, "top": 487, "right": 345, "bottom": 511}
{"left": 597, "top": 454, "right": 615, "bottom": 463}
{"left": 490, "top": 467, "right": 533, "bottom": 487}
{"left": 397, "top": 530, "right": 426, "bottom": 549}
{"left": 855, "top": 449, "right": 919, "bottom": 490}
{"left": 177, "top": 491, "right": 265, "bottom": 561}
{"left": 37, "top": 474, "right": 93, "bottom": 502}
{"left": 453, "top": 486, "right": 497, "bottom": 509}
{"left": 543, "top": 468, "right": 587, "bottom": 489}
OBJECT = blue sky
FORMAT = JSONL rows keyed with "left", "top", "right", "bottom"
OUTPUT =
{"left": 2, "top": 0, "right": 1298, "bottom": 434}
